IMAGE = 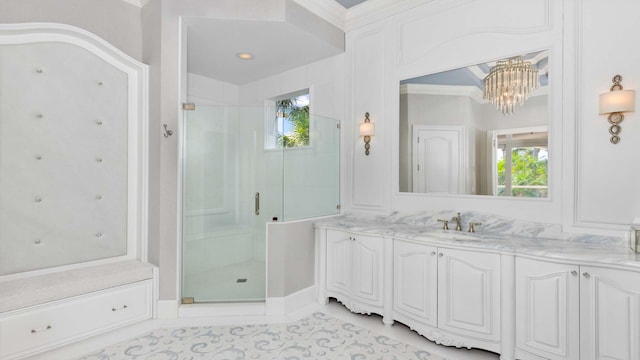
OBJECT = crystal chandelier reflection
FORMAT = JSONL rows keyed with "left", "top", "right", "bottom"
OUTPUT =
{"left": 483, "top": 56, "right": 540, "bottom": 115}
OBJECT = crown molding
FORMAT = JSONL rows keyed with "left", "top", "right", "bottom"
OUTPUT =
{"left": 401, "top": 83, "right": 486, "bottom": 103}
{"left": 294, "top": 0, "right": 438, "bottom": 33}
{"left": 118, "top": 0, "right": 428, "bottom": 31}
{"left": 400, "top": 83, "right": 549, "bottom": 104}
{"left": 293, "top": 0, "right": 347, "bottom": 30}
{"left": 120, "top": 0, "right": 152, "bottom": 8}
{"left": 345, "top": 0, "right": 431, "bottom": 31}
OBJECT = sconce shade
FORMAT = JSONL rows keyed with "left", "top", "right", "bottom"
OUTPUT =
{"left": 360, "top": 122, "right": 375, "bottom": 136}
{"left": 599, "top": 90, "right": 636, "bottom": 114}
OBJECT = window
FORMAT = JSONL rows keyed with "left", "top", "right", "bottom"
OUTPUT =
{"left": 493, "top": 127, "right": 548, "bottom": 197}
{"left": 265, "top": 91, "right": 310, "bottom": 149}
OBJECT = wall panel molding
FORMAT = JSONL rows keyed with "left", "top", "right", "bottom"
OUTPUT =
{"left": 346, "top": 24, "right": 391, "bottom": 213}
{"left": 396, "top": 0, "right": 551, "bottom": 66}
{"left": 569, "top": 0, "right": 640, "bottom": 234}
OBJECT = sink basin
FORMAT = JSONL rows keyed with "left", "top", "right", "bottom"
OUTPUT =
{"left": 431, "top": 231, "right": 481, "bottom": 241}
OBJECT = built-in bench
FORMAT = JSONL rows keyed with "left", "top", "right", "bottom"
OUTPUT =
{"left": 0, "top": 260, "right": 157, "bottom": 360}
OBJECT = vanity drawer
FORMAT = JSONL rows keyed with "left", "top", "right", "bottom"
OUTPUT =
{"left": 0, "top": 280, "right": 152, "bottom": 359}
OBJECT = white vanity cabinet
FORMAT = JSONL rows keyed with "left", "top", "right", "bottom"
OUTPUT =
{"left": 437, "top": 247, "right": 501, "bottom": 343}
{"left": 393, "top": 239, "right": 501, "bottom": 350}
{"left": 515, "top": 257, "right": 580, "bottom": 360}
{"left": 516, "top": 258, "right": 640, "bottom": 360}
{"left": 580, "top": 266, "right": 640, "bottom": 360}
{"left": 317, "top": 219, "right": 640, "bottom": 360}
{"left": 324, "top": 229, "right": 386, "bottom": 315}
{"left": 393, "top": 240, "right": 438, "bottom": 327}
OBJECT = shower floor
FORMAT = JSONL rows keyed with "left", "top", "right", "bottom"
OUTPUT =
{"left": 182, "top": 259, "right": 266, "bottom": 302}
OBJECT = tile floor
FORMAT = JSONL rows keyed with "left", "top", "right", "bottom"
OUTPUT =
{"left": 29, "top": 300, "right": 500, "bottom": 360}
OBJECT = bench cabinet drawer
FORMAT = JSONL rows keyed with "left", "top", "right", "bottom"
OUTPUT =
{"left": 0, "top": 280, "right": 152, "bottom": 359}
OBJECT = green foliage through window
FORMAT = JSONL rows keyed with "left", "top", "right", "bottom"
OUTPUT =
{"left": 497, "top": 147, "right": 548, "bottom": 197}
{"left": 275, "top": 95, "right": 309, "bottom": 148}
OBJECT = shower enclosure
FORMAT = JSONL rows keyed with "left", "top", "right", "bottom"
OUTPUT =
{"left": 181, "top": 105, "right": 339, "bottom": 303}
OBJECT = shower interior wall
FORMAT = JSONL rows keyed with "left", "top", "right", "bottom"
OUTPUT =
{"left": 185, "top": 52, "right": 345, "bottom": 300}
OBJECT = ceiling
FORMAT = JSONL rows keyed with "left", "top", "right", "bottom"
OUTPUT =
{"left": 186, "top": 3, "right": 345, "bottom": 86}
{"left": 333, "top": 0, "right": 368, "bottom": 9}
{"left": 402, "top": 50, "right": 550, "bottom": 89}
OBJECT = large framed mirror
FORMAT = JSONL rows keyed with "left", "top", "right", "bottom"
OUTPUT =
{"left": 399, "top": 50, "right": 549, "bottom": 197}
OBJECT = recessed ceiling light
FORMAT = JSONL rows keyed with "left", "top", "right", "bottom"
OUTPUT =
{"left": 236, "top": 53, "right": 254, "bottom": 60}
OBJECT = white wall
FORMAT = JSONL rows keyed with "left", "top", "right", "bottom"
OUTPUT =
{"left": 142, "top": 0, "right": 162, "bottom": 267}
{"left": 343, "top": 0, "right": 640, "bottom": 236}
{"left": 569, "top": 0, "right": 640, "bottom": 232}
{"left": 239, "top": 54, "right": 345, "bottom": 119}
{"left": 0, "top": 0, "right": 142, "bottom": 61}
{"left": 348, "top": 0, "right": 563, "bottom": 222}
{"left": 187, "top": 73, "right": 240, "bottom": 106}
{"left": 267, "top": 219, "right": 316, "bottom": 297}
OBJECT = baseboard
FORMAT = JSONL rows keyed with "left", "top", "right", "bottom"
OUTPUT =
{"left": 157, "top": 299, "right": 179, "bottom": 319}
{"left": 178, "top": 302, "right": 266, "bottom": 317}
{"left": 266, "top": 285, "right": 316, "bottom": 316}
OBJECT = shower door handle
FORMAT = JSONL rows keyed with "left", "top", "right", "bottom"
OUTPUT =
{"left": 255, "top": 192, "right": 260, "bottom": 216}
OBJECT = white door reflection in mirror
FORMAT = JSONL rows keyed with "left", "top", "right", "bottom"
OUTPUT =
{"left": 412, "top": 125, "right": 466, "bottom": 194}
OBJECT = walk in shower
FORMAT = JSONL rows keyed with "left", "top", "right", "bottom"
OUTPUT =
{"left": 181, "top": 105, "right": 340, "bottom": 303}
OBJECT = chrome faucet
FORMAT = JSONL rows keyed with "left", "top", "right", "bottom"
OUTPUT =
{"left": 451, "top": 212, "right": 462, "bottom": 231}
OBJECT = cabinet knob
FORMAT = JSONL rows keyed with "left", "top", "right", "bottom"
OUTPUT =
{"left": 571, "top": 270, "right": 578, "bottom": 276}
{"left": 439, "top": 253, "right": 443, "bottom": 257}
{"left": 583, "top": 272, "right": 590, "bottom": 279}
{"left": 431, "top": 251, "right": 436, "bottom": 256}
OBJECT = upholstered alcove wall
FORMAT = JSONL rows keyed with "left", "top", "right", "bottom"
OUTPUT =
{"left": 0, "top": 23, "right": 148, "bottom": 276}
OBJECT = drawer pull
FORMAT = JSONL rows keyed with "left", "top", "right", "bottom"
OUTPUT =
{"left": 30, "top": 325, "right": 52, "bottom": 334}
{"left": 112, "top": 304, "right": 128, "bottom": 312}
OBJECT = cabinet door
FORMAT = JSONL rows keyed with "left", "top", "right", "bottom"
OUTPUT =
{"left": 326, "top": 229, "right": 351, "bottom": 296}
{"left": 437, "top": 248, "right": 500, "bottom": 341}
{"left": 515, "top": 258, "right": 580, "bottom": 360}
{"left": 393, "top": 239, "right": 438, "bottom": 327}
{"left": 580, "top": 266, "right": 640, "bottom": 360}
{"left": 351, "top": 234, "right": 384, "bottom": 307}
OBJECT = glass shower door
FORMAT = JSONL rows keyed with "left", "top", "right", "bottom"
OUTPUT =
{"left": 181, "top": 105, "right": 282, "bottom": 303}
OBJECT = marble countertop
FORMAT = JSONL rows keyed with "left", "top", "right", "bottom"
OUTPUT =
{"left": 315, "top": 211, "right": 640, "bottom": 269}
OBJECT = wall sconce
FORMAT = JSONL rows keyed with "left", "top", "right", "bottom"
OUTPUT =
{"left": 599, "top": 75, "right": 635, "bottom": 144}
{"left": 359, "top": 112, "right": 375, "bottom": 155}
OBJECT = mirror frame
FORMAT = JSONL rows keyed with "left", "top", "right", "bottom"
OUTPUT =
{"left": 392, "top": 48, "right": 560, "bottom": 206}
